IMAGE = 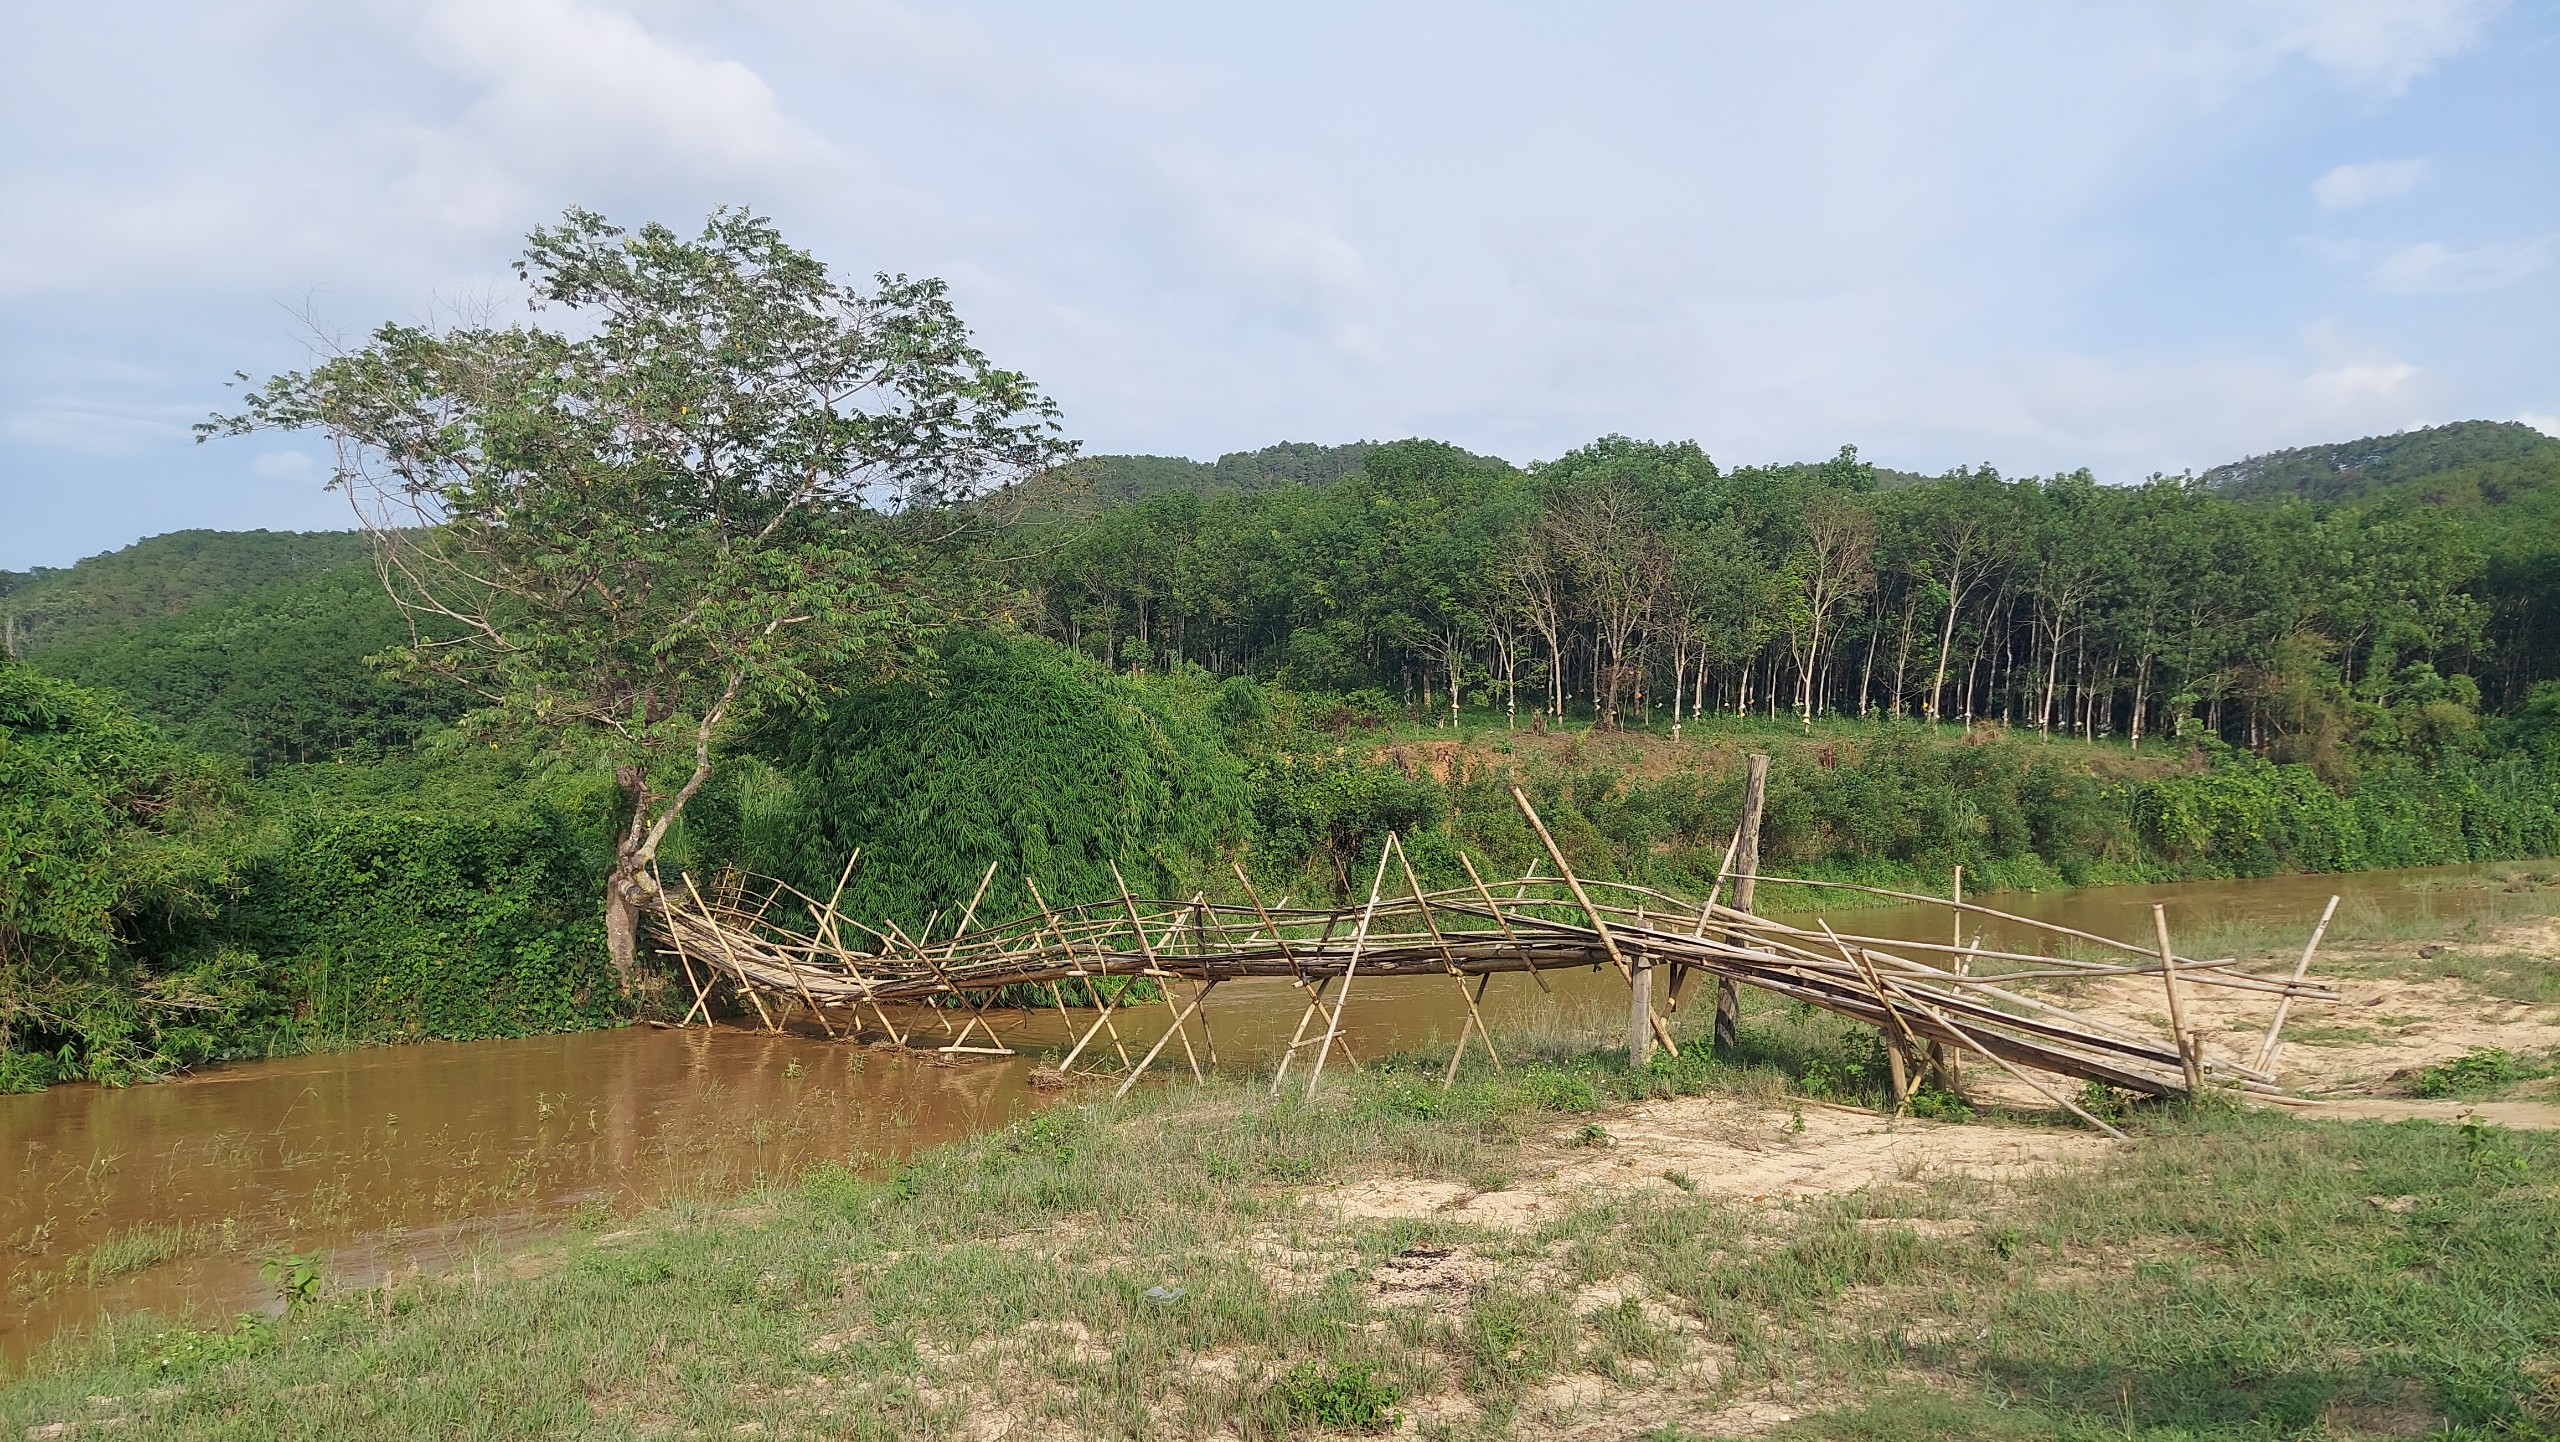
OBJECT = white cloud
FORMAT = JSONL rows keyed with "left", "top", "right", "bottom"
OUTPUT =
{"left": 2314, "top": 156, "right": 2429, "bottom": 209}
{"left": 1, "top": 398, "right": 195, "bottom": 456}
{"left": 2369, "top": 232, "right": 2560, "bottom": 292}
{"left": 252, "top": 449, "right": 318, "bottom": 479}
{"left": 2259, "top": 0, "right": 2503, "bottom": 95}
{"left": 399, "top": 0, "right": 833, "bottom": 227}
{"left": 2521, "top": 411, "right": 2560, "bottom": 439}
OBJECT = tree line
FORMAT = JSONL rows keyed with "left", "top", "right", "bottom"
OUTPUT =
{"left": 1019, "top": 428, "right": 2557, "bottom": 773}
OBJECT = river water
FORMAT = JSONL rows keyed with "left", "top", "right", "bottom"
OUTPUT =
{"left": 5, "top": 860, "right": 2546, "bottom": 1366}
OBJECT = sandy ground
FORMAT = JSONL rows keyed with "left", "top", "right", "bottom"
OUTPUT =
{"left": 1247, "top": 905, "right": 2560, "bottom": 1438}
{"left": 1308, "top": 1095, "right": 2113, "bottom": 1232}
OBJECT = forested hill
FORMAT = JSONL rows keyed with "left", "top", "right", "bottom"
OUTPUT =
{"left": 1, "top": 528, "right": 368, "bottom": 656}
{"left": 1078, "top": 441, "right": 1379, "bottom": 503}
{"left": 2203, "top": 419, "right": 2560, "bottom": 506}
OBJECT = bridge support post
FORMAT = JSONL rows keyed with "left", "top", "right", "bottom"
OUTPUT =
{"left": 1715, "top": 753, "right": 1769, "bottom": 1055}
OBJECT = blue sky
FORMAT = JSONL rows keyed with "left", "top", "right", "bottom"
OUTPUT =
{"left": 4, "top": 0, "right": 2555, "bottom": 570}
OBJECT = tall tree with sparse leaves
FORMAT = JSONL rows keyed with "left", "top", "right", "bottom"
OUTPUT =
{"left": 205, "top": 208, "right": 1073, "bottom": 992}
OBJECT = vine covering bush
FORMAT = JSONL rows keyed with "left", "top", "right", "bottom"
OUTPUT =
{"left": 3, "top": 664, "right": 619, "bottom": 1091}
{"left": 688, "top": 631, "right": 1255, "bottom": 928}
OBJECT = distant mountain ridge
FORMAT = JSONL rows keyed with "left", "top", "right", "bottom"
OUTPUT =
{"left": 2200, "top": 419, "right": 2560, "bottom": 505}
{"left": 1075, "top": 441, "right": 1380, "bottom": 502}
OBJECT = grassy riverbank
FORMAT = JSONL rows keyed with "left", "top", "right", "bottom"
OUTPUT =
{"left": 6, "top": 1000, "right": 2556, "bottom": 1439}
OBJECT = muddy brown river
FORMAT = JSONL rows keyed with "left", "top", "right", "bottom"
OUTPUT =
{"left": 4, "top": 861, "right": 2541, "bottom": 1366}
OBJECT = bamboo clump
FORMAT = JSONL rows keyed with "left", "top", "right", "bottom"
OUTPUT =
{"left": 647, "top": 788, "right": 2341, "bottom": 1112}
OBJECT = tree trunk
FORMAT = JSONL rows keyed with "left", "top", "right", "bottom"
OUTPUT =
{"left": 1929, "top": 562, "right": 1965, "bottom": 725}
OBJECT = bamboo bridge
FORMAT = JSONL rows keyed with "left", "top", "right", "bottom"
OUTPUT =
{"left": 650, "top": 776, "right": 2342, "bottom": 1139}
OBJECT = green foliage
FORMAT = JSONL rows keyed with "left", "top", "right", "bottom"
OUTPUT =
{"left": 0, "top": 663, "right": 237, "bottom": 1088}
{"left": 1248, "top": 749, "right": 1445, "bottom": 896}
{"left": 218, "top": 790, "right": 618, "bottom": 1044}
{"left": 2136, "top": 745, "right": 2560, "bottom": 876}
{"left": 2405, "top": 1046, "right": 2543, "bottom": 1098}
{"left": 261, "top": 1252, "right": 325, "bottom": 1312}
{"left": 699, "top": 630, "right": 1252, "bottom": 928}
{"left": 32, "top": 566, "right": 465, "bottom": 769}
{"left": 1, "top": 666, "right": 616, "bottom": 1089}
{"left": 1266, "top": 1360, "right": 1400, "bottom": 1432}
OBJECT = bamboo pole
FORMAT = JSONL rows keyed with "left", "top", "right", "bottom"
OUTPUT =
{"left": 1306, "top": 844, "right": 1395, "bottom": 1099}
{"left": 1114, "top": 982, "right": 1223, "bottom": 1100}
{"left": 1878, "top": 978, "right": 2130, "bottom": 1141}
{"left": 1668, "top": 822, "right": 1744, "bottom": 1014}
{"left": 1824, "top": 921, "right": 1916, "bottom": 1110}
{"left": 653, "top": 866, "right": 716, "bottom": 1028}
{"left": 1511, "top": 785, "right": 1679, "bottom": 1060}
{"left": 1112, "top": 864, "right": 1201, "bottom": 1083}
{"left": 2252, "top": 894, "right": 2338, "bottom": 1078}
{"left": 1389, "top": 833, "right": 1501, "bottom": 1086}
{"left": 1716, "top": 753, "right": 1769, "bottom": 1053}
{"left": 1458, "top": 851, "right": 1549, "bottom": 994}
{"left": 2153, "top": 903, "right": 2202, "bottom": 1095}
{"left": 686, "top": 872, "right": 777, "bottom": 1032}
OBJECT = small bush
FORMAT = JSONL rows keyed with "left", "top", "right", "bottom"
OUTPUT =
{"left": 1267, "top": 1360, "right": 1399, "bottom": 1432}
{"left": 2407, "top": 1046, "right": 2543, "bottom": 1098}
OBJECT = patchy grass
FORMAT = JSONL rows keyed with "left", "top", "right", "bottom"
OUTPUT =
{"left": 4, "top": 1009, "right": 2555, "bottom": 1439}
{"left": 2404, "top": 1046, "right": 2551, "bottom": 1098}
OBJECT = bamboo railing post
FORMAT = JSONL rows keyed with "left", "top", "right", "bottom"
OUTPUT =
{"left": 1306, "top": 844, "right": 1395, "bottom": 1099}
{"left": 2153, "top": 903, "right": 2203, "bottom": 1096}
{"left": 1825, "top": 922, "right": 1916, "bottom": 1111}
{"left": 1389, "top": 833, "right": 1501, "bottom": 1087}
{"left": 1668, "top": 824, "right": 1743, "bottom": 1015}
{"left": 2253, "top": 895, "right": 2339, "bottom": 1079}
{"left": 1716, "top": 753, "right": 1769, "bottom": 1054}
{"left": 1510, "top": 785, "right": 1677, "bottom": 1061}
{"left": 1458, "top": 851, "right": 1549, "bottom": 994}
{"left": 1112, "top": 864, "right": 1201, "bottom": 1083}
{"left": 1232, "top": 862, "right": 1304, "bottom": 984}
{"left": 1927, "top": 865, "right": 1962, "bottom": 1092}
{"left": 1185, "top": 892, "right": 1221, "bottom": 1069}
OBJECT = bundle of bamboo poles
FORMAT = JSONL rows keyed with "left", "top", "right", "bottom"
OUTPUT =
{"left": 650, "top": 779, "right": 2342, "bottom": 1132}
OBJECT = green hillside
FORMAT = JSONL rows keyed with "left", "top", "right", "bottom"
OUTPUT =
{"left": 0, "top": 528, "right": 370, "bottom": 656}
{"left": 29, "top": 566, "right": 463, "bottom": 770}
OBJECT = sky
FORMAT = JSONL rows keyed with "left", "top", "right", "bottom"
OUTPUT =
{"left": 4, "top": 1, "right": 2556, "bottom": 570}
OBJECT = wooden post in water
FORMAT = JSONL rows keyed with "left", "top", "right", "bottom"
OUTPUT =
{"left": 1714, "top": 753, "right": 1770, "bottom": 1054}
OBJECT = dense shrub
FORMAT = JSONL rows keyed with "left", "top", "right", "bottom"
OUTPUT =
{"left": 690, "top": 631, "right": 1254, "bottom": 928}
{"left": 2137, "top": 745, "right": 2560, "bottom": 876}
{"left": 219, "top": 801, "right": 616, "bottom": 1043}
{"left": 0, "top": 664, "right": 237, "bottom": 1088}
{"left": 2, "top": 665, "right": 618, "bottom": 1089}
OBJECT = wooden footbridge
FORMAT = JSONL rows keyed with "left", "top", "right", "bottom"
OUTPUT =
{"left": 652, "top": 776, "right": 2342, "bottom": 1138}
